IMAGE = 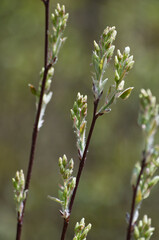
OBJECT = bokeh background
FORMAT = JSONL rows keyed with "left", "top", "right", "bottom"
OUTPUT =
{"left": 1, "top": 0, "right": 159, "bottom": 239}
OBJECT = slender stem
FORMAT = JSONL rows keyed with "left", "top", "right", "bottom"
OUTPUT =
{"left": 43, "top": 0, "right": 49, "bottom": 68}
{"left": 61, "top": 99, "right": 99, "bottom": 240}
{"left": 15, "top": 1, "right": 50, "bottom": 239}
{"left": 126, "top": 151, "right": 146, "bottom": 240}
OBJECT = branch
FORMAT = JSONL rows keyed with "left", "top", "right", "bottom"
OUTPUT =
{"left": 126, "top": 151, "right": 146, "bottom": 240}
{"left": 15, "top": 1, "right": 50, "bottom": 239}
{"left": 60, "top": 99, "right": 99, "bottom": 240}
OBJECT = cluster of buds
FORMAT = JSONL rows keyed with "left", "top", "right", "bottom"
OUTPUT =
{"left": 114, "top": 47, "right": 134, "bottom": 100}
{"left": 130, "top": 89, "right": 159, "bottom": 231}
{"left": 139, "top": 150, "right": 159, "bottom": 201}
{"left": 50, "top": 3, "right": 69, "bottom": 62}
{"left": 48, "top": 155, "right": 76, "bottom": 220}
{"left": 133, "top": 89, "right": 159, "bottom": 204}
{"left": 138, "top": 89, "right": 159, "bottom": 151}
{"left": 71, "top": 93, "right": 87, "bottom": 159}
{"left": 91, "top": 27, "right": 134, "bottom": 115}
{"left": 131, "top": 149, "right": 159, "bottom": 206}
{"left": 134, "top": 215, "right": 154, "bottom": 240}
{"left": 114, "top": 47, "right": 134, "bottom": 90}
{"left": 12, "top": 170, "right": 27, "bottom": 219}
{"left": 28, "top": 4, "right": 69, "bottom": 130}
{"left": 73, "top": 218, "right": 92, "bottom": 240}
{"left": 92, "top": 26, "right": 117, "bottom": 100}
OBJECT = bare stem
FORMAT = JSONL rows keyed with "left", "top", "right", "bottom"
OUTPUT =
{"left": 60, "top": 99, "right": 100, "bottom": 240}
{"left": 15, "top": 1, "right": 50, "bottom": 239}
{"left": 126, "top": 151, "right": 146, "bottom": 240}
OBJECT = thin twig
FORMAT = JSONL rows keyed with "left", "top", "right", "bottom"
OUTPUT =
{"left": 61, "top": 99, "right": 100, "bottom": 240}
{"left": 15, "top": 1, "right": 50, "bottom": 239}
{"left": 126, "top": 151, "right": 146, "bottom": 240}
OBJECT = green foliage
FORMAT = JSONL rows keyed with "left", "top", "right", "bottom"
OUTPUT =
{"left": 12, "top": 170, "right": 26, "bottom": 219}
{"left": 71, "top": 93, "right": 87, "bottom": 158}
{"left": 129, "top": 89, "right": 159, "bottom": 240}
{"left": 48, "top": 155, "right": 76, "bottom": 220}
{"left": 92, "top": 27, "right": 134, "bottom": 116}
{"left": 8, "top": 1, "right": 159, "bottom": 240}
{"left": 134, "top": 215, "right": 154, "bottom": 240}
{"left": 73, "top": 218, "right": 92, "bottom": 240}
{"left": 27, "top": 3, "right": 69, "bottom": 131}
{"left": 92, "top": 26, "right": 116, "bottom": 100}
{"left": 50, "top": 3, "right": 69, "bottom": 61}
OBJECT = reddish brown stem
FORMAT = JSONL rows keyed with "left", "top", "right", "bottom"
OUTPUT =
{"left": 60, "top": 99, "right": 99, "bottom": 240}
{"left": 126, "top": 151, "right": 146, "bottom": 240}
{"left": 15, "top": 1, "right": 50, "bottom": 239}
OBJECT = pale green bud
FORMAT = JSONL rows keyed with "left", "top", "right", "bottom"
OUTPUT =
{"left": 62, "top": 5, "right": 65, "bottom": 13}
{"left": 48, "top": 67, "right": 54, "bottom": 76}
{"left": 55, "top": 9, "right": 59, "bottom": 17}
{"left": 127, "top": 60, "right": 135, "bottom": 70}
{"left": 139, "top": 220, "right": 143, "bottom": 229}
{"left": 114, "top": 55, "right": 118, "bottom": 64}
{"left": 134, "top": 226, "right": 140, "bottom": 238}
{"left": 117, "top": 80, "right": 125, "bottom": 90}
{"left": 59, "top": 157, "right": 63, "bottom": 166}
{"left": 128, "top": 55, "right": 134, "bottom": 62}
{"left": 71, "top": 177, "right": 76, "bottom": 189}
{"left": 115, "top": 70, "right": 120, "bottom": 81}
{"left": 107, "top": 45, "right": 115, "bottom": 57}
{"left": 57, "top": 3, "right": 61, "bottom": 12}
{"left": 124, "top": 46, "right": 130, "bottom": 55}
{"left": 69, "top": 158, "right": 74, "bottom": 170}
{"left": 148, "top": 175, "right": 159, "bottom": 188}
{"left": 94, "top": 40, "right": 100, "bottom": 52}
{"left": 145, "top": 228, "right": 155, "bottom": 238}
{"left": 117, "top": 49, "right": 122, "bottom": 59}
{"left": 75, "top": 222, "right": 79, "bottom": 231}
{"left": 81, "top": 227, "right": 90, "bottom": 238}
{"left": 143, "top": 215, "right": 148, "bottom": 225}
{"left": 77, "top": 92, "right": 82, "bottom": 100}
{"left": 62, "top": 154, "right": 67, "bottom": 166}
{"left": 80, "top": 218, "right": 85, "bottom": 229}
{"left": 83, "top": 95, "right": 87, "bottom": 103}
{"left": 111, "top": 28, "right": 117, "bottom": 40}
{"left": 51, "top": 13, "right": 55, "bottom": 21}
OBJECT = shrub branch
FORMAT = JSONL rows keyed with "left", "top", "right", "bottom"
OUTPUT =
{"left": 126, "top": 151, "right": 146, "bottom": 240}
{"left": 60, "top": 99, "right": 99, "bottom": 240}
{"left": 15, "top": 1, "right": 50, "bottom": 239}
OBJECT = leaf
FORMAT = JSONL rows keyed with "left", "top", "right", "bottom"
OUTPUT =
{"left": 47, "top": 195, "right": 63, "bottom": 205}
{"left": 118, "top": 87, "right": 134, "bottom": 100}
{"left": 28, "top": 84, "right": 37, "bottom": 96}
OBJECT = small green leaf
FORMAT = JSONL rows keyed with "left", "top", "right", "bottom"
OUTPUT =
{"left": 118, "top": 87, "right": 134, "bottom": 100}
{"left": 28, "top": 84, "right": 37, "bottom": 96}
{"left": 48, "top": 195, "right": 63, "bottom": 205}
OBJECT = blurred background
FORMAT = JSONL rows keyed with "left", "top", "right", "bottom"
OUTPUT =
{"left": 1, "top": 0, "right": 159, "bottom": 239}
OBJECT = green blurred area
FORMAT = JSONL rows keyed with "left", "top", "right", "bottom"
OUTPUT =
{"left": 1, "top": 0, "right": 159, "bottom": 239}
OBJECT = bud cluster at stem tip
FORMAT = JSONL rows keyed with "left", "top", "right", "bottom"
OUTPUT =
{"left": 92, "top": 26, "right": 117, "bottom": 100}
{"left": 48, "top": 155, "right": 76, "bottom": 220}
{"left": 50, "top": 3, "right": 69, "bottom": 62}
{"left": 134, "top": 215, "right": 154, "bottom": 240}
{"left": 73, "top": 218, "right": 92, "bottom": 240}
{"left": 91, "top": 26, "right": 134, "bottom": 115}
{"left": 71, "top": 93, "right": 87, "bottom": 159}
{"left": 28, "top": 4, "right": 69, "bottom": 131}
{"left": 129, "top": 89, "right": 159, "bottom": 234}
{"left": 12, "top": 170, "right": 27, "bottom": 219}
